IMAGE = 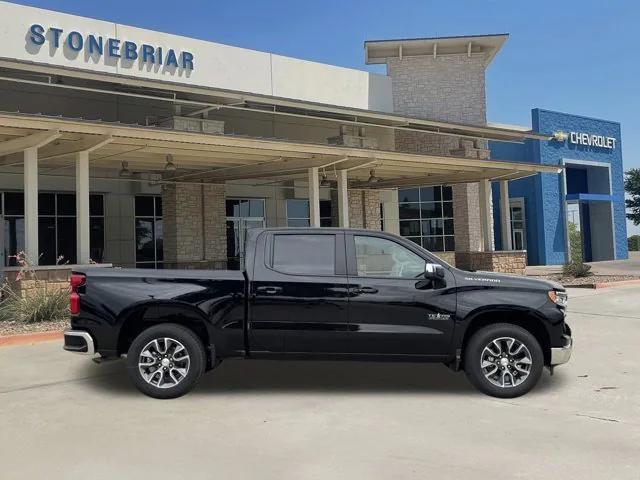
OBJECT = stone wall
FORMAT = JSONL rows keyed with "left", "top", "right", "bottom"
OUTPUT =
{"left": 455, "top": 251, "right": 527, "bottom": 275}
{"left": 3, "top": 267, "right": 70, "bottom": 297}
{"left": 432, "top": 251, "right": 456, "bottom": 267}
{"left": 348, "top": 190, "right": 381, "bottom": 230}
{"left": 387, "top": 53, "right": 491, "bottom": 253}
{"left": 162, "top": 181, "right": 227, "bottom": 269}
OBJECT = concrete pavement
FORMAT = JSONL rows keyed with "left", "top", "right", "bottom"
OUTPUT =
{"left": 526, "top": 251, "right": 640, "bottom": 276}
{"left": 1, "top": 286, "right": 639, "bottom": 479}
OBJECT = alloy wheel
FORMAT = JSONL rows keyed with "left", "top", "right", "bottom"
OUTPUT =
{"left": 138, "top": 337, "right": 191, "bottom": 389}
{"left": 480, "top": 336, "right": 533, "bottom": 388}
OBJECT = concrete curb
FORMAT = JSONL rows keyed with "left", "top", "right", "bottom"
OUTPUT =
{"left": 0, "top": 330, "right": 63, "bottom": 347}
{"left": 567, "top": 279, "right": 640, "bottom": 289}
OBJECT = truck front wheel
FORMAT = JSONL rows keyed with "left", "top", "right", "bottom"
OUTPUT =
{"left": 127, "top": 323, "right": 206, "bottom": 399}
{"left": 463, "top": 323, "right": 544, "bottom": 398}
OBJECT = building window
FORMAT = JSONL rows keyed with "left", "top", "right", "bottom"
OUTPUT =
{"left": 1, "top": 192, "right": 104, "bottom": 266}
{"left": 285, "top": 199, "right": 332, "bottom": 227}
{"left": 135, "top": 196, "right": 163, "bottom": 269}
{"left": 398, "top": 186, "right": 455, "bottom": 252}
{"left": 509, "top": 198, "right": 527, "bottom": 251}
{"left": 226, "top": 198, "right": 265, "bottom": 270}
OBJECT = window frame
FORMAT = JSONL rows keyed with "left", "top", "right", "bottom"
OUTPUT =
{"left": 1, "top": 191, "right": 105, "bottom": 266}
{"left": 265, "top": 231, "right": 346, "bottom": 277}
{"left": 398, "top": 186, "right": 455, "bottom": 252}
{"left": 285, "top": 199, "right": 333, "bottom": 227}
{"left": 134, "top": 195, "right": 163, "bottom": 269}
{"left": 509, "top": 197, "right": 527, "bottom": 251}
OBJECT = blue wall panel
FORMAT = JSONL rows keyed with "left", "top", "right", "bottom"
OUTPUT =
{"left": 490, "top": 108, "right": 628, "bottom": 265}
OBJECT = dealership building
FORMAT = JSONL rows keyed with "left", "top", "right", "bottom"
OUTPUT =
{"left": 0, "top": 2, "right": 627, "bottom": 282}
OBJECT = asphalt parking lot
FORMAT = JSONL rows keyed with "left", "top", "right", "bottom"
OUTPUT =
{"left": 1, "top": 286, "right": 639, "bottom": 479}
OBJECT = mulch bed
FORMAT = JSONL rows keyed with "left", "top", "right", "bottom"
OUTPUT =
{"left": 529, "top": 274, "right": 640, "bottom": 287}
{"left": 0, "top": 319, "right": 69, "bottom": 337}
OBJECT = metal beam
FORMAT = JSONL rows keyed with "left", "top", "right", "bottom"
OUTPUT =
{"left": 39, "top": 135, "right": 113, "bottom": 160}
{"left": 0, "top": 130, "right": 60, "bottom": 156}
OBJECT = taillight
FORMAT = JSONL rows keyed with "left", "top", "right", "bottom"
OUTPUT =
{"left": 70, "top": 273, "right": 86, "bottom": 315}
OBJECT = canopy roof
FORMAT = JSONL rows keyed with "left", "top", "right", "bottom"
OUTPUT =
{"left": 0, "top": 112, "right": 560, "bottom": 189}
{"left": 365, "top": 33, "right": 509, "bottom": 65}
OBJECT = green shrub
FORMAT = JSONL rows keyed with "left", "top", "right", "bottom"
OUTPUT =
{"left": 628, "top": 235, "right": 640, "bottom": 252}
{"left": 0, "top": 251, "right": 69, "bottom": 323}
{"left": 562, "top": 262, "right": 593, "bottom": 278}
{"left": 0, "top": 282, "right": 69, "bottom": 323}
{"left": 567, "top": 221, "right": 584, "bottom": 263}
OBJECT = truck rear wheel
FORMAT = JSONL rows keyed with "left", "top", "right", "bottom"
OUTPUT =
{"left": 463, "top": 323, "right": 544, "bottom": 398}
{"left": 127, "top": 323, "right": 206, "bottom": 399}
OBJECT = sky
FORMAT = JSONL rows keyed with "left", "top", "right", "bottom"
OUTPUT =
{"left": 12, "top": 0, "right": 640, "bottom": 234}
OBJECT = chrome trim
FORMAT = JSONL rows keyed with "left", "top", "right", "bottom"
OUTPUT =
{"left": 64, "top": 329, "right": 95, "bottom": 355}
{"left": 550, "top": 334, "right": 572, "bottom": 366}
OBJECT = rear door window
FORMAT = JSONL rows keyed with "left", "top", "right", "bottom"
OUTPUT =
{"left": 272, "top": 234, "right": 335, "bottom": 275}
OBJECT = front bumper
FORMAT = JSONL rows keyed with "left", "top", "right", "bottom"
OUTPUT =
{"left": 63, "top": 329, "right": 95, "bottom": 355}
{"left": 550, "top": 334, "right": 573, "bottom": 366}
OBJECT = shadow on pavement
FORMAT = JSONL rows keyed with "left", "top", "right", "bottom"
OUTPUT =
{"left": 79, "top": 358, "right": 570, "bottom": 397}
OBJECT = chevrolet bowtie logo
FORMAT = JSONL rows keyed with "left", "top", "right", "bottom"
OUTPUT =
{"left": 552, "top": 131, "right": 568, "bottom": 142}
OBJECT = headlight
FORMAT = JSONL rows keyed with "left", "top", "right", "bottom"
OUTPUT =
{"left": 548, "top": 290, "right": 568, "bottom": 307}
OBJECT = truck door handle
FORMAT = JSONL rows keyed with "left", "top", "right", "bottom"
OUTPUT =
{"left": 256, "top": 286, "right": 282, "bottom": 295}
{"left": 354, "top": 286, "right": 378, "bottom": 294}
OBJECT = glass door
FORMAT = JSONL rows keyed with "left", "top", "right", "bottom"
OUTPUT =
{"left": 509, "top": 199, "right": 527, "bottom": 251}
{"left": 226, "top": 199, "right": 265, "bottom": 270}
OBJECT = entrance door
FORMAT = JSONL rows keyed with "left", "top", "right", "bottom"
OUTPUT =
{"left": 226, "top": 199, "right": 265, "bottom": 270}
{"left": 509, "top": 199, "right": 527, "bottom": 250}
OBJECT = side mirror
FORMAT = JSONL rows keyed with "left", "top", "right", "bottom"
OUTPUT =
{"left": 424, "top": 263, "right": 445, "bottom": 280}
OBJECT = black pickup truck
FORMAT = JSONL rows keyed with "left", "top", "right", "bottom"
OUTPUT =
{"left": 64, "top": 228, "right": 572, "bottom": 399}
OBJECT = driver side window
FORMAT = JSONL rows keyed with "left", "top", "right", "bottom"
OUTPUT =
{"left": 354, "top": 236, "right": 426, "bottom": 278}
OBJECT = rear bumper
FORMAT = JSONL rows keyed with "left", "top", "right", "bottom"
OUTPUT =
{"left": 550, "top": 334, "right": 572, "bottom": 366}
{"left": 63, "top": 329, "right": 95, "bottom": 355}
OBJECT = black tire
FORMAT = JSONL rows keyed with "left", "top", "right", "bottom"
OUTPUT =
{"left": 463, "top": 323, "right": 544, "bottom": 398}
{"left": 127, "top": 323, "right": 206, "bottom": 399}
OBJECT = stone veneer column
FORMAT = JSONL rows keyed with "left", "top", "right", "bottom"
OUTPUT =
{"left": 203, "top": 184, "right": 227, "bottom": 268}
{"left": 347, "top": 190, "right": 381, "bottom": 230}
{"left": 387, "top": 53, "right": 490, "bottom": 253}
{"left": 162, "top": 182, "right": 227, "bottom": 269}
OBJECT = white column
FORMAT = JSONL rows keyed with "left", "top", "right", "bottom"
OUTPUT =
{"left": 381, "top": 189, "right": 400, "bottom": 234}
{"left": 308, "top": 167, "right": 320, "bottom": 227}
{"left": 478, "top": 179, "right": 493, "bottom": 252}
{"left": 336, "top": 169, "right": 349, "bottom": 228}
{"left": 76, "top": 150, "right": 91, "bottom": 264}
{"left": 499, "top": 180, "right": 513, "bottom": 251}
{"left": 23, "top": 147, "right": 39, "bottom": 265}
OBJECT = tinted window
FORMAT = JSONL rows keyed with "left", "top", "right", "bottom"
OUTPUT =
{"left": 39, "top": 193, "right": 55, "bottom": 215}
{"left": 90, "top": 195, "right": 104, "bottom": 216}
{"left": 354, "top": 236, "right": 425, "bottom": 278}
{"left": 135, "top": 196, "right": 155, "bottom": 217}
{"left": 4, "top": 192, "right": 24, "bottom": 216}
{"left": 57, "top": 194, "right": 76, "bottom": 216}
{"left": 272, "top": 234, "right": 335, "bottom": 275}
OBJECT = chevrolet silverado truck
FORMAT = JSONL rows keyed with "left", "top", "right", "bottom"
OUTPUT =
{"left": 64, "top": 228, "right": 572, "bottom": 399}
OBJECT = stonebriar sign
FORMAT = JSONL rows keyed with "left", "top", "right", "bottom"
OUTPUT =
{"left": 28, "top": 24, "right": 195, "bottom": 70}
